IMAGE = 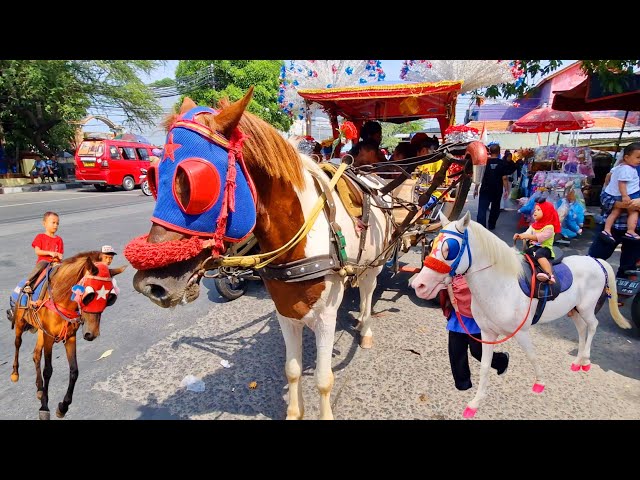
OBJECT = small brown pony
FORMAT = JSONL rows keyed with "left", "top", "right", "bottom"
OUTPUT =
{"left": 9, "top": 251, "right": 125, "bottom": 420}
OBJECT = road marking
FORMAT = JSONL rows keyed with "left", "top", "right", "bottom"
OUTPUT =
{"left": 0, "top": 192, "right": 139, "bottom": 208}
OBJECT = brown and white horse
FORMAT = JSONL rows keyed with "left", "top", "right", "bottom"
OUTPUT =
{"left": 125, "top": 90, "right": 395, "bottom": 419}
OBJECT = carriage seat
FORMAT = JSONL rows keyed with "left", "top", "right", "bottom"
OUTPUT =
{"left": 319, "top": 163, "right": 364, "bottom": 217}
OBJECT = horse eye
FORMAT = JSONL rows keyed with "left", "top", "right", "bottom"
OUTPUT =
{"left": 441, "top": 241, "right": 449, "bottom": 259}
{"left": 173, "top": 158, "right": 221, "bottom": 215}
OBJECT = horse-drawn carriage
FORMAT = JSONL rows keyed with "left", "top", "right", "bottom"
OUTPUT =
{"left": 209, "top": 80, "right": 488, "bottom": 299}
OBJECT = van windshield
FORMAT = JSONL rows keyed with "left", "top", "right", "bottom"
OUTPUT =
{"left": 78, "top": 141, "right": 105, "bottom": 157}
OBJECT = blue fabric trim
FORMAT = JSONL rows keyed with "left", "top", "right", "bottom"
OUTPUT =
{"left": 447, "top": 312, "right": 481, "bottom": 334}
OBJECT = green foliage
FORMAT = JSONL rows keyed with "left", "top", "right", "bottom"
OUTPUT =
{"left": 149, "top": 77, "right": 176, "bottom": 88}
{"left": 0, "top": 60, "right": 163, "bottom": 158}
{"left": 175, "top": 60, "right": 292, "bottom": 132}
{"left": 381, "top": 121, "right": 425, "bottom": 150}
{"left": 479, "top": 60, "right": 640, "bottom": 100}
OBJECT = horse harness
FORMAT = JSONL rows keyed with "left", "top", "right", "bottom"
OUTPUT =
{"left": 17, "top": 265, "right": 82, "bottom": 343}
{"left": 260, "top": 165, "right": 393, "bottom": 285}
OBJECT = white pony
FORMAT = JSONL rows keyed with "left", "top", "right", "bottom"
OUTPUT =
{"left": 411, "top": 211, "right": 631, "bottom": 418}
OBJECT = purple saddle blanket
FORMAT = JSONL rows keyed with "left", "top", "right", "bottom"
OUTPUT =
{"left": 518, "top": 261, "right": 573, "bottom": 300}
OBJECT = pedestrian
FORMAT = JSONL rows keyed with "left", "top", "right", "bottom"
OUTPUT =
{"left": 474, "top": 143, "right": 518, "bottom": 230}
{"left": 99, "top": 245, "right": 117, "bottom": 265}
{"left": 98, "top": 245, "right": 121, "bottom": 295}
{"left": 588, "top": 142, "right": 640, "bottom": 280}
{"left": 438, "top": 275, "right": 509, "bottom": 390}
{"left": 600, "top": 143, "right": 640, "bottom": 243}
{"left": 22, "top": 211, "right": 64, "bottom": 294}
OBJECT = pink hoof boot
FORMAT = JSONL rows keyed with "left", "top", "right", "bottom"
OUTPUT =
{"left": 463, "top": 406, "right": 477, "bottom": 418}
{"left": 570, "top": 363, "right": 581, "bottom": 372}
{"left": 581, "top": 364, "right": 591, "bottom": 372}
{"left": 532, "top": 383, "right": 545, "bottom": 393}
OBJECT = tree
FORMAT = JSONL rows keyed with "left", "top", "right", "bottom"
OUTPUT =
{"left": 0, "top": 60, "right": 163, "bottom": 158}
{"left": 481, "top": 60, "right": 640, "bottom": 100}
{"left": 381, "top": 121, "right": 425, "bottom": 150}
{"left": 175, "top": 60, "right": 292, "bottom": 132}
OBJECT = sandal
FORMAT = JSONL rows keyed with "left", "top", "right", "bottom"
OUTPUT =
{"left": 536, "top": 272, "right": 550, "bottom": 282}
{"left": 624, "top": 232, "right": 640, "bottom": 241}
{"left": 600, "top": 231, "right": 616, "bottom": 244}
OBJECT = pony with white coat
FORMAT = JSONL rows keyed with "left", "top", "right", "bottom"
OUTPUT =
{"left": 411, "top": 211, "right": 631, "bottom": 418}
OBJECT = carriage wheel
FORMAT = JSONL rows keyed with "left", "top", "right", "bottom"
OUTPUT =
{"left": 214, "top": 275, "right": 249, "bottom": 301}
{"left": 447, "top": 175, "right": 472, "bottom": 221}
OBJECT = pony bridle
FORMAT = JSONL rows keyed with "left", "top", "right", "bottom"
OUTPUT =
{"left": 423, "top": 227, "right": 473, "bottom": 285}
{"left": 69, "top": 265, "right": 117, "bottom": 318}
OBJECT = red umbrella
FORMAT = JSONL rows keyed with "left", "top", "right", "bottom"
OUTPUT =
{"left": 509, "top": 107, "right": 595, "bottom": 133}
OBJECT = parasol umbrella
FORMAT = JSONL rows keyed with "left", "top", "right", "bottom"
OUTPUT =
{"left": 552, "top": 72, "right": 640, "bottom": 154}
{"left": 509, "top": 106, "right": 595, "bottom": 133}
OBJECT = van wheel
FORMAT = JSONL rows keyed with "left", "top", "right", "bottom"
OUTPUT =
{"left": 94, "top": 185, "right": 107, "bottom": 192}
{"left": 122, "top": 176, "right": 135, "bottom": 191}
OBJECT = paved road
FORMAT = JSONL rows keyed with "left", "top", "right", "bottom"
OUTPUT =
{"left": 0, "top": 188, "right": 638, "bottom": 420}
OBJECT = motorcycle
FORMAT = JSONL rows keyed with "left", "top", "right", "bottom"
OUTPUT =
{"left": 140, "top": 168, "right": 152, "bottom": 196}
{"left": 209, "top": 234, "right": 262, "bottom": 301}
{"left": 616, "top": 265, "right": 640, "bottom": 331}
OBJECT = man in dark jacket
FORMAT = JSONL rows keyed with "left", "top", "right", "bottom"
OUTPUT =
{"left": 474, "top": 143, "right": 518, "bottom": 230}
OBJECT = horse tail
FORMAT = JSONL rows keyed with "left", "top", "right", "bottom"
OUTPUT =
{"left": 600, "top": 260, "right": 632, "bottom": 329}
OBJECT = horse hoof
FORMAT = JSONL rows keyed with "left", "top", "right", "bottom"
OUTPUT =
{"left": 463, "top": 407, "right": 477, "bottom": 418}
{"left": 360, "top": 336, "right": 373, "bottom": 349}
{"left": 36, "top": 390, "right": 43, "bottom": 400}
{"left": 570, "top": 363, "right": 581, "bottom": 372}
{"left": 581, "top": 364, "right": 591, "bottom": 372}
{"left": 532, "top": 383, "right": 545, "bottom": 394}
{"left": 56, "top": 408, "right": 65, "bottom": 419}
{"left": 10, "top": 373, "right": 19, "bottom": 383}
{"left": 39, "top": 410, "right": 50, "bottom": 421}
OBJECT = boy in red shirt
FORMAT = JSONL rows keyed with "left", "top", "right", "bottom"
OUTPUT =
{"left": 22, "top": 211, "right": 64, "bottom": 294}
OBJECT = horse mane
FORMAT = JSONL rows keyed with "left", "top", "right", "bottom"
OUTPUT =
{"left": 51, "top": 251, "right": 101, "bottom": 304}
{"left": 466, "top": 221, "right": 524, "bottom": 278}
{"left": 232, "top": 105, "right": 305, "bottom": 190}
{"left": 162, "top": 101, "right": 305, "bottom": 190}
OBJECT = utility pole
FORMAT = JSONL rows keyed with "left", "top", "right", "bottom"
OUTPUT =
{"left": 208, "top": 64, "right": 215, "bottom": 89}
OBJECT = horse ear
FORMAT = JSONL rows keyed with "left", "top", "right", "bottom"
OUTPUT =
{"left": 86, "top": 257, "right": 99, "bottom": 276}
{"left": 455, "top": 211, "right": 471, "bottom": 231}
{"left": 180, "top": 97, "right": 197, "bottom": 114}
{"left": 109, "top": 265, "right": 127, "bottom": 277}
{"left": 438, "top": 211, "right": 450, "bottom": 225}
{"left": 213, "top": 86, "right": 254, "bottom": 137}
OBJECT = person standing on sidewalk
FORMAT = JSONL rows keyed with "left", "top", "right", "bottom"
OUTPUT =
{"left": 474, "top": 143, "right": 518, "bottom": 230}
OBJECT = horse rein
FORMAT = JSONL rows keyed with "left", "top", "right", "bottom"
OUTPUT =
{"left": 432, "top": 226, "right": 537, "bottom": 345}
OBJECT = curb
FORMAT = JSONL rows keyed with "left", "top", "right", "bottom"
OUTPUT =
{"left": 0, "top": 182, "right": 84, "bottom": 195}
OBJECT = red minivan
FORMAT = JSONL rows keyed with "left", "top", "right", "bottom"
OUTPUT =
{"left": 75, "top": 137, "right": 157, "bottom": 191}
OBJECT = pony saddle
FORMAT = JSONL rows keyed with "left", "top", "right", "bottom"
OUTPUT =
{"left": 518, "top": 250, "right": 573, "bottom": 300}
{"left": 10, "top": 265, "right": 55, "bottom": 309}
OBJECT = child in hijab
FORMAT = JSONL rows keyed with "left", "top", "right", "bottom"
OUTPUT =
{"left": 513, "top": 200, "right": 562, "bottom": 284}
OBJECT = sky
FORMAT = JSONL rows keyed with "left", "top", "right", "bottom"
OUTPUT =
{"left": 84, "top": 60, "right": 408, "bottom": 145}
{"left": 84, "top": 60, "right": 575, "bottom": 146}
